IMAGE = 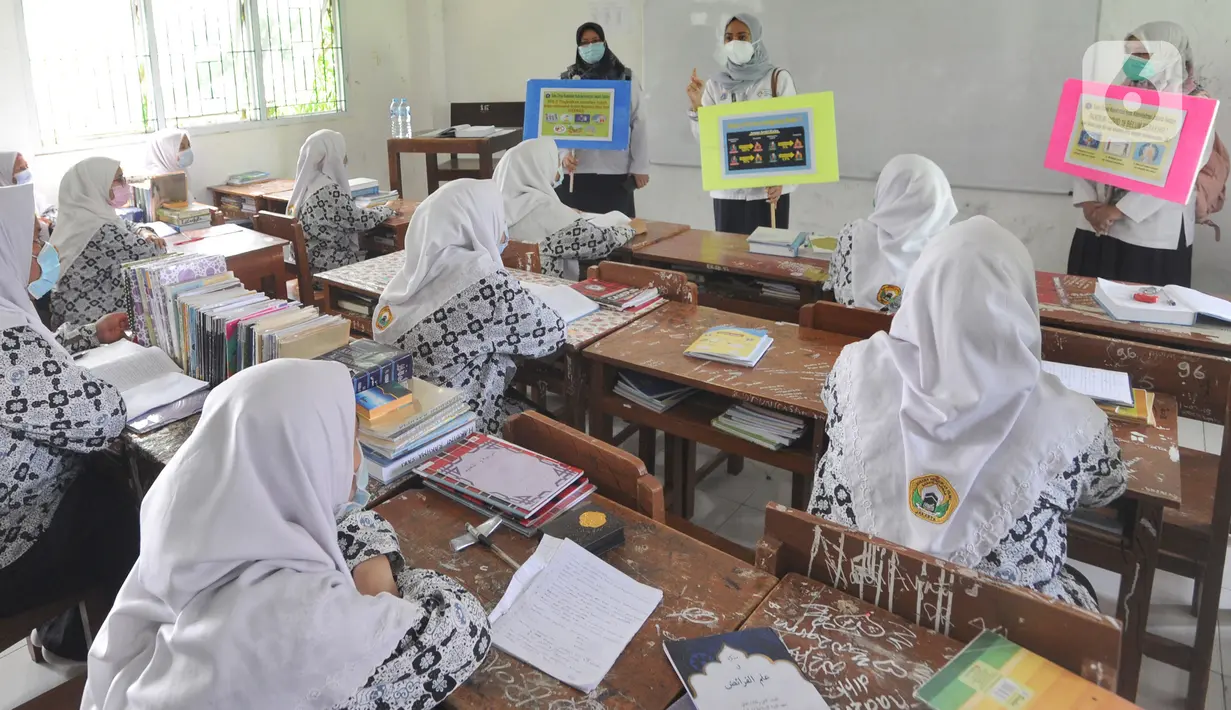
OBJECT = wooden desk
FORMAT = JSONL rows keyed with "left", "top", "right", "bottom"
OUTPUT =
{"left": 208, "top": 178, "right": 295, "bottom": 220}
{"left": 744, "top": 573, "right": 962, "bottom": 708}
{"left": 630, "top": 229, "right": 830, "bottom": 321}
{"left": 584, "top": 303, "right": 856, "bottom": 515}
{"left": 1038, "top": 271, "right": 1231, "bottom": 356}
{"left": 375, "top": 489, "right": 778, "bottom": 709}
{"left": 261, "top": 190, "right": 417, "bottom": 254}
{"left": 167, "top": 225, "right": 288, "bottom": 299}
{"left": 614, "top": 220, "right": 692, "bottom": 255}
{"left": 388, "top": 129, "right": 522, "bottom": 195}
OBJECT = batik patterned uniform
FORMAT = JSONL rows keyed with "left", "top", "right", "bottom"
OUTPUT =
{"left": 541, "top": 219, "right": 635, "bottom": 279}
{"left": 335, "top": 510, "right": 490, "bottom": 710}
{"left": 49, "top": 222, "right": 161, "bottom": 328}
{"left": 386, "top": 271, "right": 566, "bottom": 434}
{"left": 825, "top": 223, "right": 857, "bottom": 308}
{"left": 297, "top": 185, "right": 394, "bottom": 273}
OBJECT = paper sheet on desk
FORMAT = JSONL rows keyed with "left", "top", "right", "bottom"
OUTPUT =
{"left": 76, "top": 340, "right": 208, "bottom": 421}
{"left": 1041, "top": 361, "right": 1133, "bottom": 406}
{"left": 584, "top": 210, "right": 633, "bottom": 230}
{"left": 489, "top": 536, "right": 662, "bottom": 692}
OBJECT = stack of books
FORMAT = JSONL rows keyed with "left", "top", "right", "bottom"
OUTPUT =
{"left": 685, "top": 326, "right": 774, "bottom": 367}
{"left": 613, "top": 371, "right": 695, "bottom": 413}
{"left": 156, "top": 201, "right": 213, "bottom": 229}
{"left": 570, "top": 279, "right": 664, "bottom": 312}
{"left": 317, "top": 340, "right": 414, "bottom": 393}
{"left": 712, "top": 402, "right": 805, "bottom": 450}
{"left": 758, "top": 281, "right": 800, "bottom": 302}
{"left": 121, "top": 254, "right": 350, "bottom": 386}
{"left": 415, "top": 434, "right": 596, "bottom": 536}
{"left": 747, "top": 227, "right": 809, "bottom": 257}
{"left": 357, "top": 377, "right": 478, "bottom": 484}
{"left": 218, "top": 194, "right": 258, "bottom": 215}
{"left": 226, "top": 170, "right": 271, "bottom": 186}
{"left": 356, "top": 191, "right": 400, "bottom": 209}
{"left": 349, "top": 177, "right": 380, "bottom": 197}
{"left": 131, "top": 173, "right": 188, "bottom": 223}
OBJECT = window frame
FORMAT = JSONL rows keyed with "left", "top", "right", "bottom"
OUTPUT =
{"left": 14, "top": 0, "right": 348, "bottom": 153}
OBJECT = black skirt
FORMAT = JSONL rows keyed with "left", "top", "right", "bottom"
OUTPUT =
{"left": 713, "top": 194, "right": 792, "bottom": 235}
{"left": 1067, "top": 223, "right": 1192, "bottom": 287}
{"left": 555, "top": 173, "right": 636, "bottom": 217}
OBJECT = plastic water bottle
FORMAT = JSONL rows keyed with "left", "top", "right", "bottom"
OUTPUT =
{"left": 399, "top": 99, "right": 413, "bottom": 139}
{"left": 389, "top": 99, "right": 401, "bottom": 138}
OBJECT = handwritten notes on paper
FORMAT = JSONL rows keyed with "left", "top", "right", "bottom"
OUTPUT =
{"left": 490, "top": 537, "right": 662, "bottom": 692}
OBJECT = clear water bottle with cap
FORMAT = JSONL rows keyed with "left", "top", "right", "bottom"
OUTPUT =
{"left": 399, "top": 99, "right": 413, "bottom": 139}
{"left": 389, "top": 99, "right": 401, "bottom": 138}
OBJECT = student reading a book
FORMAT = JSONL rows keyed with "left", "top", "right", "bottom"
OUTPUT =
{"left": 0, "top": 184, "right": 136, "bottom": 668}
{"left": 289, "top": 129, "right": 396, "bottom": 273}
{"left": 826, "top": 154, "right": 958, "bottom": 313}
{"left": 686, "top": 13, "right": 796, "bottom": 235}
{"left": 48, "top": 157, "right": 166, "bottom": 329}
{"left": 144, "top": 128, "right": 194, "bottom": 176}
{"left": 495, "top": 137, "right": 637, "bottom": 279}
{"left": 1068, "top": 22, "right": 1214, "bottom": 288}
{"left": 83, "top": 360, "right": 491, "bottom": 709}
{"left": 557, "top": 22, "right": 649, "bottom": 217}
{"left": 373, "top": 179, "right": 566, "bottom": 434}
{"left": 808, "top": 217, "right": 1128, "bottom": 612}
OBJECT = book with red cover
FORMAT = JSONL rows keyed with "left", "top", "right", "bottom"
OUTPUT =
{"left": 569, "top": 279, "right": 660, "bottom": 311}
{"left": 413, "top": 433, "right": 585, "bottom": 519}
{"left": 424, "top": 478, "right": 596, "bottom": 536}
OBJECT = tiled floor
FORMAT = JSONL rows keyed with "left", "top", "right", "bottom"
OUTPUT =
{"left": 2, "top": 418, "right": 1226, "bottom": 709}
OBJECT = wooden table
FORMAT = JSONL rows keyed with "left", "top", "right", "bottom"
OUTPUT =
{"left": 743, "top": 573, "right": 962, "bottom": 708}
{"left": 629, "top": 229, "right": 830, "bottom": 322}
{"left": 612, "top": 220, "right": 692, "bottom": 255}
{"left": 388, "top": 129, "right": 522, "bottom": 195}
{"left": 260, "top": 189, "right": 417, "bottom": 253}
{"left": 376, "top": 488, "right": 779, "bottom": 709}
{"left": 208, "top": 178, "right": 295, "bottom": 220}
{"left": 167, "top": 224, "right": 289, "bottom": 299}
{"left": 584, "top": 302, "right": 856, "bottom": 516}
{"left": 1038, "top": 271, "right": 1231, "bottom": 356}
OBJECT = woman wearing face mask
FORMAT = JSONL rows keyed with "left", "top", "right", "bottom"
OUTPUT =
{"left": 1068, "top": 22, "right": 1217, "bottom": 287}
{"left": 290, "top": 129, "right": 396, "bottom": 273}
{"left": 496, "top": 137, "right": 637, "bottom": 279}
{"left": 144, "top": 128, "right": 195, "bottom": 176}
{"left": 0, "top": 183, "right": 137, "bottom": 669}
{"left": 83, "top": 359, "right": 491, "bottom": 709}
{"left": 558, "top": 22, "right": 649, "bottom": 217}
{"left": 686, "top": 13, "right": 797, "bottom": 235}
{"left": 374, "top": 179, "right": 566, "bottom": 435}
{"left": 0, "top": 151, "right": 34, "bottom": 187}
{"left": 48, "top": 157, "right": 166, "bottom": 330}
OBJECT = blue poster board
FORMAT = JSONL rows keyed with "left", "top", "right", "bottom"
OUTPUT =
{"left": 523, "top": 79, "right": 631, "bottom": 151}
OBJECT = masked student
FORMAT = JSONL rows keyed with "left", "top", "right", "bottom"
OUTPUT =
{"left": 826, "top": 155, "right": 958, "bottom": 313}
{"left": 373, "top": 179, "right": 566, "bottom": 435}
{"left": 83, "top": 360, "right": 491, "bottom": 709}
{"left": 686, "top": 13, "right": 796, "bottom": 235}
{"left": 2, "top": 150, "right": 54, "bottom": 236}
{"left": 48, "top": 157, "right": 166, "bottom": 330}
{"left": 0, "top": 183, "right": 136, "bottom": 669}
{"left": 288, "top": 129, "right": 396, "bottom": 273}
{"left": 808, "top": 217, "right": 1127, "bottom": 612}
{"left": 557, "top": 22, "right": 649, "bottom": 217}
{"left": 144, "top": 128, "right": 195, "bottom": 175}
{"left": 496, "top": 137, "right": 637, "bottom": 279}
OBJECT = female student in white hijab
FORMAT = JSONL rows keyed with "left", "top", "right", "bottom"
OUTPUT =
{"left": 808, "top": 217, "right": 1128, "bottom": 612}
{"left": 1069, "top": 21, "right": 1212, "bottom": 287}
{"left": 374, "top": 179, "right": 566, "bottom": 435}
{"left": 826, "top": 155, "right": 958, "bottom": 313}
{"left": 83, "top": 359, "right": 491, "bottom": 709}
{"left": 289, "top": 129, "right": 396, "bottom": 273}
{"left": 495, "top": 137, "right": 637, "bottom": 279}
{"left": 685, "top": 13, "right": 797, "bottom": 235}
{"left": 0, "top": 183, "right": 136, "bottom": 667}
{"left": 48, "top": 156, "right": 165, "bottom": 329}
{"left": 143, "top": 127, "right": 194, "bottom": 175}
{"left": 0, "top": 150, "right": 33, "bottom": 187}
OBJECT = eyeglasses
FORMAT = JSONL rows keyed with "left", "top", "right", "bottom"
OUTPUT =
{"left": 579, "top": 38, "right": 602, "bottom": 46}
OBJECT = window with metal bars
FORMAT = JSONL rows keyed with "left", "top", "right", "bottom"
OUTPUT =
{"left": 21, "top": 0, "right": 345, "bottom": 147}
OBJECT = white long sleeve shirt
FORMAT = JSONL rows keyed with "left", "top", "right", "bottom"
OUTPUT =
{"left": 689, "top": 69, "right": 799, "bottom": 201}
{"left": 1073, "top": 178, "right": 1195, "bottom": 249}
{"left": 562, "top": 75, "right": 650, "bottom": 176}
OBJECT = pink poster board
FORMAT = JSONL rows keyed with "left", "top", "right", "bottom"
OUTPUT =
{"left": 1045, "top": 78, "right": 1219, "bottom": 204}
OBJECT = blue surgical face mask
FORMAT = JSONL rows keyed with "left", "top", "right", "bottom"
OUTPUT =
{"left": 13, "top": 169, "right": 32, "bottom": 185}
{"left": 28, "top": 244, "right": 60, "bottom": 299}
{"left": 1123, "top": 55, "right": 1155, "bottom": 82}
{"left": 579, "top": 42, "right": 606, "bottom": 65}
{"left": 177, "top": 149, "right": 195, "bottom": 169}
{"left": 499, "top": 233, "right": 510, "bottom": 253}
{"left": 335, "top": 464, "right": 371, "bottom": 520}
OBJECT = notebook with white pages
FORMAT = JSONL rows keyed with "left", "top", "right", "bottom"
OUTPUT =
{"left": 76, "top": 339, "right": 208, "bottom": 421}
{"left": 1040, "top": 361, "right": 1133, "bottom": 407}
{"left": 521, "top": 282, "right": 599, "bottom": 323}
{"left": 584, "top": 211, "right": 633, "bottom": 230}
{"left": 1094, "top": 278, "right": 1231, "bottom": 326}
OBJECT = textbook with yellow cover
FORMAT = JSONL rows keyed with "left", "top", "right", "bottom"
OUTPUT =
{"left": 684, "top": 327, "right": 774, "bottom": 367}
{"left": 915, "top": 631, "right": 1136, "bottom": 709}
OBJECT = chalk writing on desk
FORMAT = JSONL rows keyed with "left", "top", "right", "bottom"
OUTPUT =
{"left": 1178, "top": 361, "right": 1205, "bottom": 379}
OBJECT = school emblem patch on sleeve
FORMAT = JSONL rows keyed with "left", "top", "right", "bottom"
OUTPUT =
{"left": 909, "top": 475, "right": 959, "bottom": 524}
{"left": 374, "top": 305, "right": 393, "bottom": 332}
{"left": 876, "top": 284, "right": 903, "bottom": 307}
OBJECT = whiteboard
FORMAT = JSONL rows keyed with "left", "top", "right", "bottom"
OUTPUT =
{"left": 644, "top": 0, "right": 1102, "bottom": 193}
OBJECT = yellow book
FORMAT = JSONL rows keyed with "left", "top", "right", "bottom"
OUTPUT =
{"left": 1099, "top": 388, "right": 1156, "bottom": 427}
{"left": 684, "top": 327, "right": 773, "bottom": 367}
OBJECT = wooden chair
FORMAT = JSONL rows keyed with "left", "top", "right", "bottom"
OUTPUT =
{"left": 799, "top": 300, "right": 892, "bottom": 338}
{"left": 501, "top": 240, "right": 541, "bottom": 274}
{"left": 503, "top": 411, "right": 665, "bottom": 521}
{"left": 251, "top": 211, "right": 313, "bottom": 307}
{"left": 756, "top": 503, "right": 1124, "bottom": 690}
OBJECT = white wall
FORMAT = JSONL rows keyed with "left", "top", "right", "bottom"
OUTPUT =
{"left": 437, "top": 0, "right": 1231, "bottom": 291}
{"left": 0, "top": 0, "right": 428, "bottom": 207}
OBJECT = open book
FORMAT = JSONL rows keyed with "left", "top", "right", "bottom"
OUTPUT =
{"left": 1094, "top": 278, "right": 1231, "bottom": 326}
{"left": 75, "top": 339, "right": 208, "bottom": 422}
{"left": 521, "top": 282, "right": 599, "bottom": 323}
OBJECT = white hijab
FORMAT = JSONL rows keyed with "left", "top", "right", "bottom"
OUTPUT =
{"left": 846, "top": 155, "right": 957, "bottom": 310}
{"left": 144, "top": 128, "right": 189, "bottom": 175}
{"left": 374, "top": 179, "right": 505, "bottom": 344}
{"left": 49, "top": 157, "right": 123, "bottom": 273}
{"left": 1123, "top": 21, "right": 1194, "bottom": 94}
{"left": 494, "top": 137, "right": 577, "bottom": 243}
{"left": 289, "top": 129, "right": 349, "bottom": 215}
{"left": 0, "top": 184, "right": 63, "bottom": 354}
{"left": 0, "top": 151, "right": 18, "bottom": 187}
{"left": 825, "top": 216, "right": 1107, "bottom": 568}
{"left": 83, "top": 359, "right": 423, "bottom": 710}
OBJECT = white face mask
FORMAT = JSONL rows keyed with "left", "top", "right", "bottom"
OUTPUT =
{"left": 724, "top": 40, "right": 756, "bottom": 66}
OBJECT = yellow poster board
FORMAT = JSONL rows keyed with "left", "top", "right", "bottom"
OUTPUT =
{"left": 699, "top": 92, "right": 839, "bottom": 192}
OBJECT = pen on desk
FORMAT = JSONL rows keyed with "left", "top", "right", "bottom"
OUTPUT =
{"left": 466, "top": 522, "right": 521, "bottom": 570}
